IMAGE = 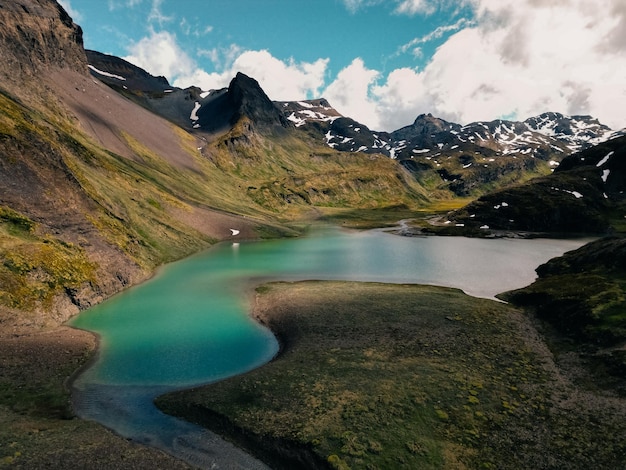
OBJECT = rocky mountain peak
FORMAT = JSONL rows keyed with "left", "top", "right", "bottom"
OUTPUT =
{"left": 0, "top": 0, "right": 87, "bottom": 80}
{"left": 227, "top": 72, "right": 291, "bottom": 130}
{"left": 391, "top": 113, "right": 461, "bottom": 144}
{"left": 523, "top": 112, "right": 614, "bottom": 149}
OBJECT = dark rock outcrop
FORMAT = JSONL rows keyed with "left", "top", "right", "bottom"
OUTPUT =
{"left": 0, "top": 0, "right": 87, "bottom": 79}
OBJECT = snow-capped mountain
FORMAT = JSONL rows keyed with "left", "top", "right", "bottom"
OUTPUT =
{"left": 282, "top": 104, "right": 623, "bottom": 195}
{"left": 288, "top": 107, "right": 621, "bottom": 161}
{"left": 85, "top": 51, "right": 623, "bottom": 196}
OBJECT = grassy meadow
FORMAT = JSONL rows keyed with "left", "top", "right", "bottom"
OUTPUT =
{"left": 158, "top": 281, "right": 626, "bottom": 469}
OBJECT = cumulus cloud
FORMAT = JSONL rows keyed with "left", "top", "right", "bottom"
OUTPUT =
{"left": 333, "top": 0, "right": 626, "bottom": 131}
{"left": 123, "top": 31, "right": 328, "bottom": 100}
{"left": 173, "top": 50, "right": 329, "bottom": 101}
{"left": 324, "top": 59, "right": 381, "bottom": 128}
{"left": 371, "top": 68, "right": 430, "bottom": 130}
{"left": 418, "top": 0, "right": 626, "bottom": 128}
{"left": 123, "top": 30, "right": 195, "bottom": 79}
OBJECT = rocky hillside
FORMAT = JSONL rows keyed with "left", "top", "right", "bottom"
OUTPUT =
{"left": 0, "top": 0, "right": 86, "bottom": 80}
{"left": 446, "top": 135, "right": 626, "bottom": 234}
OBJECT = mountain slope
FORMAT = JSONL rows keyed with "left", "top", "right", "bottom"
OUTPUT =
{"left": 446, "top": 135, "right": 626, "bottom": 234}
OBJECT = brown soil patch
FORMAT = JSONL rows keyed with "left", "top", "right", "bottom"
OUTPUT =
{"left": 47, "top": 68, "right": 201, "bottom": 173}
{"left": 168, "top": 204, "right": 260, "bottom": 241}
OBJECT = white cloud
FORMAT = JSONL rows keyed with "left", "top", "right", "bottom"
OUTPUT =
{"left": 180, "top": 18, "right": 213, "bottom": 37}
{"left": 57, "top": 0, "right": 82, "bottom": 22}
{"left": 341, "top": 0, "right": 385, "bottom": 14}
{"left": 197, "top": 44, "right": 244, "bottom": 70}
{"left": 174, "top": 50, "right": 329, "bottom": 101}
{"left": 332, "top": 0, "right": 626, "bottom": 131}
{"left": 395, "top": 0, "right": 437, "bottom": 16}
{"left": 417, "top": 0, "right": 626, "bottom": 128}
{"left": 123, "top": 32, "right": 328, "bottom": 100}
{"left": 148, "top": 0, "right": 173, "bottom": 26}
{"left": 372, "top": 68, "right": 430, "bottom": 131}
{"left": 123, "top": 30, "right": 195, "bottom": 79}
{"left": 397, "top": 17, "right": 473, "bottom": 57}
{"left": 323, "top": 59, "right": 381, "bottom": 128}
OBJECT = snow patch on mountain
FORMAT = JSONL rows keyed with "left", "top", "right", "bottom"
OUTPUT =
{"left": 596, "top": 151, "right": 614, "bottom": 167}
{"left": 190, "top": 102, "right": 201, "bottom": 121}
{"left": 88, "top": 64, "right": 126, "bottom": 81}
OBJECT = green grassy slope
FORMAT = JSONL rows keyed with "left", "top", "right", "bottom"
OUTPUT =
{"left": 158, "top": 281, "right": 626, "bottom": 470}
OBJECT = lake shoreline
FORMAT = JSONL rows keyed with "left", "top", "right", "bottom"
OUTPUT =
{"left": 0, "top": 227, "right": 599, "bottom": 467}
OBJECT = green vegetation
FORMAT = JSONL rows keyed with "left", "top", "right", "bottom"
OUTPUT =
{"left": 0, "top": 208, "right": 96, "bottom": 311}
{"left": 315, "top": 200, "right": 473, "bottom": 229}
{"left": 400, "top": 151, "right": 552, "bottom": 198}
{"left": 502, "top": 237, "right": 626, "bottom": 390}
{"left": 157, "top": 281, "right": 626, "bottom": 469}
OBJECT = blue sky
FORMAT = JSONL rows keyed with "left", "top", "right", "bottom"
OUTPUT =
{"left": 61, "top": 1, "right": 626, "bottom": 132}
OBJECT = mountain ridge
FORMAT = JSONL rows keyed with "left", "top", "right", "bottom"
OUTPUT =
{"left": 85, "top": 52, "right": 623, "bottom": 197}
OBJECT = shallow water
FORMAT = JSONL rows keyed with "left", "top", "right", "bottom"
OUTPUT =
{"left": 70, "top": 227, "right": 588, "bottom": 468}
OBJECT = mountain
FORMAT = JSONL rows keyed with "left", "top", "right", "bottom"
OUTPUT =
{"left": 86, "top": 51, "right": 624, "bottom": 198}
{"left": 85, "top": 49, "right": 172, "bottom": 93}
{"left": 286, "top": 105, "right": 623, "bottom": 196}
{"left": 0, "top": 0, "right": 428, "bottom": 326}
{"left": 445, "top": 134, "right": 626, "bottom": 234}
{"left": 86, "top": 50, "right": 291, "bottom": 134}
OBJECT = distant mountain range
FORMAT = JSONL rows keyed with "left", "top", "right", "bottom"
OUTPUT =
{"left": 86, "top": 50, "right": 624, "bottom": 197}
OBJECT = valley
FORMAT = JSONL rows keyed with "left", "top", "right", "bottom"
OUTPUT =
{"left": 1, "top": 1, "right": 625, "bottom": 469}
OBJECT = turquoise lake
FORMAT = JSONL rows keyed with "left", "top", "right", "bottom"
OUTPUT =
{"left": 69, "top": 227, "right": 588, "bottom": 468}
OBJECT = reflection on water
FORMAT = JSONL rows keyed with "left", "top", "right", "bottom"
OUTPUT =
{"left": 70, "top": 227, "right": 589, "bottom": 468}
